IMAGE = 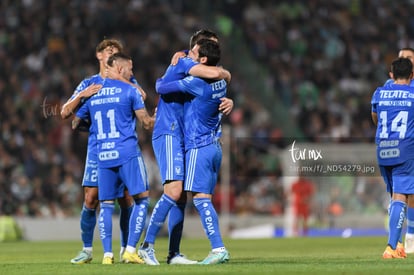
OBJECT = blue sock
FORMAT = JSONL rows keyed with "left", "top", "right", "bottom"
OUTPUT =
{"left": 99, "top": 202, "right": 115, "bottom": 253}
{"left": 144, "top": 194, "right": 176, "bottom": 245}
{"left": 194, "top": 198, "right": 224, "bottom": 250}
{"left": 388, "top": 199, "right": 403, "bottom": 243}
{"left": 119, "top": 205, "right": 132, "bottom": 248}
{"left": 127, "top": 197, "right": 149, "bottom": 248}
{"left": 388, "top": 200, "right": 406, "bottom": 249}
{"left": 168, "top": 202, "right": 185, "bottom": 254}
{"left": 80, "top": 204, "right": 96, "bottom": 248}
{"left": 406, "top": 207, "right": 414, "bottom": 234}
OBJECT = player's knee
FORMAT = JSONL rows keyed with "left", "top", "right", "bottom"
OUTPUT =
{"left": 164, "top": 181, "right": 183, "bottom": 201}
{"left": 117, "top": 195, "right": 134, "bottom": 208}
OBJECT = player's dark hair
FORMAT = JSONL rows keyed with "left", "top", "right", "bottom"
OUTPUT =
{"left": 196, "top": 38, "right": 221, "bottom": 66}
{"left": 107, "top": 52, "right": 131, "bottom": 67}
{"left": 189, "top": 29, "right": 219, "bottom": 49}
{"left": 96, "top": 39, "right": 123, "bottom": 53}
{"left": 391, "top": 57, "right": 413, "bottom": 80}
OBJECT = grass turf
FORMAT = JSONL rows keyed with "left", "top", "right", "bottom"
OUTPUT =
{"left": 0, "top": 237, "right": 413, "bottom": 274}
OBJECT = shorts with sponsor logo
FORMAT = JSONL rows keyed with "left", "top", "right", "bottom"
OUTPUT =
{"left": 152, "top": 135, "right": 185, "bottom": 184}
{"left": 184, "top": 142, "right": 222, "bottom": 194}
{"left": 98, "top": 155, "right": 149, "bottom": 201}
{"left": 380, "top": 159, "right": 414, "bottom": 195}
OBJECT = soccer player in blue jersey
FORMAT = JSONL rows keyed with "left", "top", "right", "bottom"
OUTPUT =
{"left": 138, "top": 30, "right": 232, "bottom": 265}
{"left": 156, "top": 38, "right": 230, "bottom": 264}
{"left": 371, "top": 57, "right": 414, "bottom": 259}
{"left": 61, "top": 39, "right": 139, "bottom": 264}
{"left": 384, "top": 48, "right": 414, "bottom": 254}
{"left": 76, "top": 52, "right": 154, "bottom": 264}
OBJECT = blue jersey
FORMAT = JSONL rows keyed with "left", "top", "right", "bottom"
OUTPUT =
{"left": 72, "top": 74, "right": 105, "bottom": 158}
{"left": 157, "top": 76, "right": 226, "bottom": 150}
{"left": 371, "top": 83, "right": 414, "bottom": 165}
{"left": 152, "top": 57, "right": 198, "bottom": 139}
{"left": 76, "top": 79, "right": 145, "bottom": 168}
{"left": 384, "top": 78, "right": 414, "bottom": 87}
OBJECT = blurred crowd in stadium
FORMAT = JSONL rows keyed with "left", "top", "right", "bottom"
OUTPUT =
{"left": 0, "top": 0, "right": 409, "bottom": 221}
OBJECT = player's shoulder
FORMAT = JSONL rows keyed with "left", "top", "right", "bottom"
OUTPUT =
{"left": 182, "top": 75, "right": 205, "bottom": 85}
{"left": 384, "top": 78, "right": 393, "bottom": 86}
{"left": 83, "top": 74, "right": 103, "bottom": 84}
{"left": 178, "top": 57, "right": 198, "bottom": 68}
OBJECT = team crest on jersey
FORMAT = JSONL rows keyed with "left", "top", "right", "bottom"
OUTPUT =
{"left": 175, "top": 166, "right": 182, "bottom": 175}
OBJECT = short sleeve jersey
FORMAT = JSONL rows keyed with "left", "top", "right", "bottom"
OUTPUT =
{"left": 371, "top": 83, "right": 414, "bottom": 165}
{"left": 77, "top": 78, "right": 145, "bottom": 168}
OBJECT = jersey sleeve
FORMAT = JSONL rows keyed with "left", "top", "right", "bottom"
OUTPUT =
{"left": 71, "top": 78, "right": 92, "bottom": 100}
{"left": 130, "top": 75, "right": 141, "bottom": 88}
{"left": 156, "top": 76, "right": 204, "bottom": 96}
{"left": 156, "top": 78, "right": 180, "bottom": 95}
{"left": 76, "top": 101, "right": 90, "bottom": 120}
{"left": 384, "top": 78, "right": 393, "bottom": 86}
{"left": 130, "top": 86, "right": 145, "bottom": 110}
{"left": 371, "top": 88, "right": 380, "bottom": 113}
{"left": 179, "top": 57, "right": 198, "bottom": 75}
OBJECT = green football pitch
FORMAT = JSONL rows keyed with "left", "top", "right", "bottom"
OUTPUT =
{"left": 0, "top": 237, "right": 413, "bottom": 274}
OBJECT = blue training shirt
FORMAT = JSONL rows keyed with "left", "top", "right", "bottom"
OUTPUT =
{"left": 152, "top": 57, "right": 198, "bottom": 140}
{"left": 371, "top": 83, "right": 414, "bottom": 165}
{"left": 76, "top": 78, "right": 145, "bottom": 168}
{"left": 157, "top": 75, "right": 227, "bottom": 150}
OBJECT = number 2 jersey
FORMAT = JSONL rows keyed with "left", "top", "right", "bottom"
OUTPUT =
{"left": 76, "top": 78, "right": 145, "bottom": 168}
{"left": 371, "top": 83, "right": 414, "bottom": 166}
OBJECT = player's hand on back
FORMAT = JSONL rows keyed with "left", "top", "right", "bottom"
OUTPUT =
{"left": 81, "top": 84, "right": 102, "bottom": 98}
{"left": 219, "top": 98, "right": 234, "bottom": 116}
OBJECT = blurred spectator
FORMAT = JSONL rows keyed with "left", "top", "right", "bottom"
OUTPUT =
{"left": 291, "top": 175, "right": 315, "bottom": 236}
{"left": 10, "top": 174, "right": 33, "bottom": 215}
{"left": 58, "top": 173, "right": 82, "bottom": 216}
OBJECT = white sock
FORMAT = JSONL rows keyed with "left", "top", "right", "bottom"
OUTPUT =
{"left": 126, "top": 245, "right": 136, "bottom": 253}
{"left": 212, "top": 247, "right": 226, "bottom": 253}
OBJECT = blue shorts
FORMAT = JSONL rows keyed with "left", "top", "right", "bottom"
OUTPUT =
{"left": 380, "top": 159, "right": 414, "bottom": 195}
{"left": 98, "top": 155, "right": 149, "bottom": 201}
{"left": 82, "top": 150, "right": 98, "bottom": 187}
{"left": 152, "top": 135, "right": 185, "bottom": 184}
{"left": 184, "top": 143, "right": 222, "bottom": 194}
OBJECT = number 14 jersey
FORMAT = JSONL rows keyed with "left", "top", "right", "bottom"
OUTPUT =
{"left": 371, "top": 83, "right": 414, "bottom": 166}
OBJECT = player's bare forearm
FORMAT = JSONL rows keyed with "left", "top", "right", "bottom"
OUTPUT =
{"left": 371, "top": 112, "right": 378, "bottom": 126}
{"left": 137, "top": 86, "right": 147, "bottom": 101}
{"left": 71, "top": 116, "right": 81, "bottom": 130}
{"left": 61, "top": 84, "right": 101, "bottom": 119}
{"left": 61, "top": 96, "right": 81, "bottom": 119}
{"left": 190, "top": 64, "right": 228, "bottom": 80}
{"left": 219, "top": 68, "right": 231, "bottom": 83}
